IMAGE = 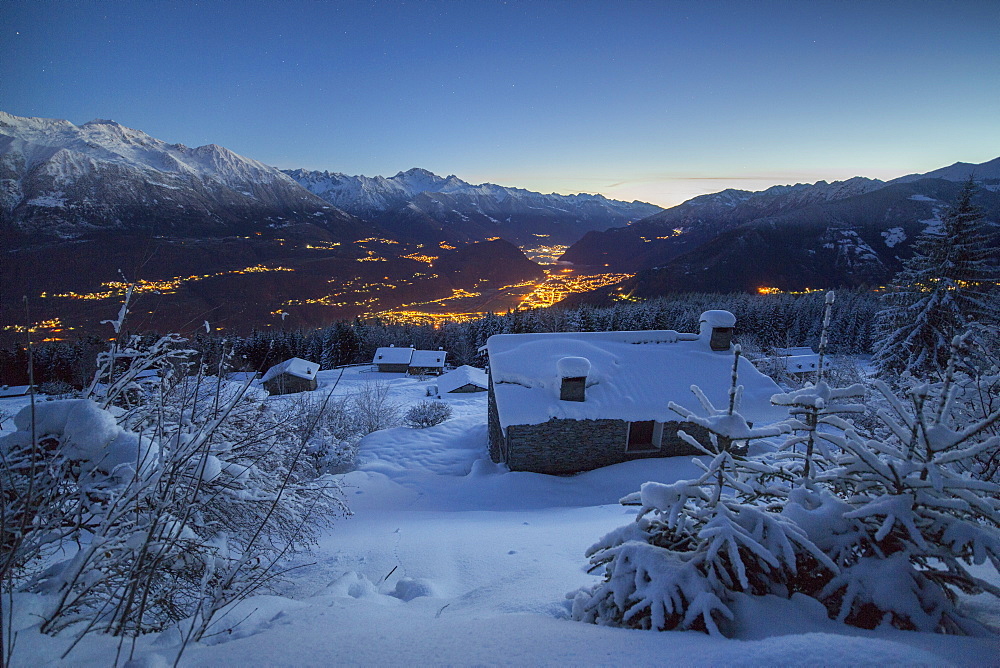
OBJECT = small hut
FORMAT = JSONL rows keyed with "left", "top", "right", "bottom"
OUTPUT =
{"left": 774, "top": 347, "right": 829, "bottom": 378}
{"left": 485, "top": 311, "right": 785, "bottom": 474}
{"left": 437, "top": 365, "right": 488, "bottom": 394}
{"left": 261, "top": 358, "right": 320, "bottom": 395}
{"left": 0, "top": 384, "right": 34, "bottom": 399}
{"left": 372, "top": 346, "right": 415, "bottom": 373}
{"left": 408, "top": 349, "right": 447, "bottom": 376}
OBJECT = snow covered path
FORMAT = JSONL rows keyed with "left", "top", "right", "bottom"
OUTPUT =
{"left": 10, "top": 369, "right": 1000, "bottom": 665}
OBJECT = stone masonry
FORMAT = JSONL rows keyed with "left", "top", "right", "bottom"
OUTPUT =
{"left": 497, "top": 418, "right": 721, "bottom": 475}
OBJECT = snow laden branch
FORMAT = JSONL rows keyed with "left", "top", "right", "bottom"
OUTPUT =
{"left": 1, "top": 314, "right": 348, "bottom": 665}
{"left": 571, "top": 347, "right": 829, "bottom": 637}
{"left": 573, "top": 293, "right": 1000, "bottom": 638}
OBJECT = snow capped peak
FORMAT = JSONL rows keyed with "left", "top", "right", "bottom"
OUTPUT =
{"left": 284, "top": 165, "right": 662, "bottom": 231}
{"left": 396, "top": 167, "right": 437, "bottom": 179}
{"left": 0, "top": 110, "right": 291, "bottom": 189}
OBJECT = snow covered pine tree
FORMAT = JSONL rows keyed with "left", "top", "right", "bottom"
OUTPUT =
{"left": 572, "top": 295, "right": 1000, "bottom": 637}
{"left": 873, "top": 178, "right": 998, "bottom": 381}
{"left": 568, "top": 347, "right": 834, "bottom": 636}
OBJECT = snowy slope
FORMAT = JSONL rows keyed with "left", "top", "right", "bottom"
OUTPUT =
{"left": 6, "top": 368, "right": 1000, "bottom": 666}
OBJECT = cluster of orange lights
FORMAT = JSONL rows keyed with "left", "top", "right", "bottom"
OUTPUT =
{"left": 402, "top": 252, "right": 438, "bottom": 264}
{"left": 42, "top": 265, "right": 294, "bottom": 301}
{"left": 518, "top": 244, "right": 570, "bottom": 264}
{"left": 757, "top": 286, "right": 824, "bottom": 295}
{"left": 517, "top": 270, "right": 634, "bottom": 310}
{"left": 2, "top": 318, "right": 73, "bottom": 342}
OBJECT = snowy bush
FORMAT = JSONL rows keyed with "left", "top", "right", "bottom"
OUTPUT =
{"left": 0, "top": 405, "right": 14, "bottom": 430}
{"left": 284, "top": 392, "right": 363, "bottom": 474}
{"left": 404, "top": 400, "right": 453, "bottom": 429}
{"left": 1, "top": 302, "right": 346, "bottom": 661}
{"left": 570, "top": 461, "right": 836, "bottom": 636}
{"left": 38, "top": 380, "right": 75, "bottom": 397}
{"left": 350, "top": 378, "right": 401, "bottom": 434}
{"left": 770, "top": 381, "right": 866, "bottom": 479}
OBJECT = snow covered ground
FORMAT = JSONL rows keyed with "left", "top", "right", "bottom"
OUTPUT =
{"left": 5, "top": 367, "right": 999, "bottom": 666}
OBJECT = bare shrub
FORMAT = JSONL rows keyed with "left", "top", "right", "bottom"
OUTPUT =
{"left": 282, "top": 393, "right": 362, "bottom": 474}
{"left": 350, "top": 378, "right": 401, "bottom": 434}
{"left": 404, "top": 400, "right": 453, "bottom": 428}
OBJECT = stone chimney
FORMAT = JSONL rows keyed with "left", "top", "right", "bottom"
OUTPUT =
{"left": 699, "top": 310, "right": 736, "bottom": 351}
{"left": 557, "top": 356, "right": 591, "bottom": 402}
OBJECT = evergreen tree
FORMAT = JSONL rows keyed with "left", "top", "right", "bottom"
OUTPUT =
{"left": 874, "top": 179, "right": 998, "bottom": 380}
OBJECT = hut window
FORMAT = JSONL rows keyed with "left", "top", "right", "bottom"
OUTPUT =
{"left": 626, "top": 421, "right": 662, "bottom": 452}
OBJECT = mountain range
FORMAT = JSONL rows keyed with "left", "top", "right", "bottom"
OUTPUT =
{"left": 284, "top": 167, "right": 661, "bottom": 245}
{"left": 1, "top": 110, "right": 998, "bottom": 339}
{"left": 0, "top": 111, "right": 372, "bottom": 247}
{"left": 560, "top": 158, "right": 1000, "bottom": 300}
{"left": 0, "top": 111, "right": 656, "bottom": 248}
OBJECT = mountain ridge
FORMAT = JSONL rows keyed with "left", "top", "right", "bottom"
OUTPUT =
{"left": 283, "top": 166, "right": 662, "bottom": 245}
{"left": 0, "top": 111, "right": 368, "bottom": 245}
{"left": 559, "top": 162, "right": 1000, "bottom": 303}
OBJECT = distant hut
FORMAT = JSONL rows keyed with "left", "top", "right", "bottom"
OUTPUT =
{"left": 0, "top": 384, "right": 34, "bottom": 399}
{"left": 774, "top": 346, "right": 829, "bottom": 378}
{"left": 408, "top": 349, "right": 447, "bottom": 376}
{"left": 437, "top": 365, "right": 488, "bottom": 394}
{"left": 261, "top": 358, "right": 320, "bottom": 395}
{"left": 372, "top": 346, "right": 415, "bottom": 373}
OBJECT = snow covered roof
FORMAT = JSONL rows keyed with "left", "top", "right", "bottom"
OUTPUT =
{"left": 261, "top": 357, "right": 320, "bottom": 383}
{"left": 775, "top": 347, "right": 816, "bottom": 356}
{"left": 556, "top": 356, "right": 591, "bottom": 378}
{"left": 373, "top": 346, "right": 415, "bottom": 365}
{"left": 438, "top": 365, "right": 488, "bottom": 394}
{"left": 486, "top": 330, "right": 785, "bottom": 429}
{"left": 0, "top": 385, "right": 33, "bottom": 398}
{"left": 410, "top": 350, "right": 447, "bottom": 368}
{"left": 779, "top": 354, "right": 826, "bottom": 374}
{"left": 699, "top": 310, "right": 736, "bottom": 328}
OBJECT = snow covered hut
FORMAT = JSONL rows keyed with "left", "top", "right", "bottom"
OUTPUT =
{"left": 484, "top": 311, "right": 784, "bottom": 474}
{"left": 261, "top": 357, "right": 319, "bottom": 395}
{"left": 437, "top": 365, "right": 488, "bottom": 394}
{"left": 408, "top": 349, "right": 447, "bottom": 376}
{"left": 774, "top": 347, "right": 828, "bottom": 378}
{"left": 372, "top": 346, "right": 415, "bottom": 373}
{"left": 0, "top": 384, "right": 33, "bottom": 399}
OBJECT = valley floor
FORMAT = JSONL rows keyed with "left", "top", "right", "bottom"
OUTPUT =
{"left": 5, "top": 368, "right": 1000, "bottom": 666}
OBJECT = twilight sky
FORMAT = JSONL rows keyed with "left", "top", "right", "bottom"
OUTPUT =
{"left": 3, "top": 0, "right": 998, "bottom": 207}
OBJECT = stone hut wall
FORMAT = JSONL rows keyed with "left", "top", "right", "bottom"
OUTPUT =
{"left": 447, "top": 383, "right": 487, "bottom": 393}
{"left": 407, "top": 366, "right": 443, "bottom": 376}
{"left": 376, "top": 363, "right": 410, "bottom": 373}
{"left": 503, "top": 419, "right": 724, "bottom": 475}
{"left": 487, "top": 375, "right": 507, "bottom": 464}
{"left": 264, "top": 373, "right": 317, "bottom": 396}
{"left": 505, "top": 418, "right": 627, "bottom": 474}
